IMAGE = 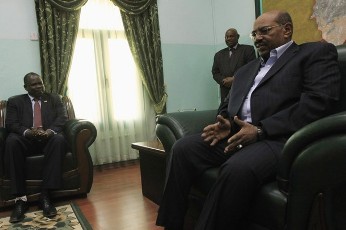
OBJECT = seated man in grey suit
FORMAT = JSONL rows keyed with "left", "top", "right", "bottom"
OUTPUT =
{"left": 4, "top": 72, "right": 68, "bottom": 223}
{"left": 212, "top": 28, "right": 256, "bottom": 103}
{"left": 156, "top": 10, "right": 341, "bottom": 229}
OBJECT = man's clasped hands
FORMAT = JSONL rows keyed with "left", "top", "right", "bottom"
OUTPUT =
{"left": 25, "top": 127, "right": 54, "bottom": 142}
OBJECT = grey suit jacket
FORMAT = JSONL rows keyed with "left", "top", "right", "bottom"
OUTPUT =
{"left": 212, "top": 44, "right": 256, "bottom": 101}
{"left": 5, "top": 93, "right": 68, "bottom": 135}
{"left": 220, "top": 42, "right": 340, "bottom": 140}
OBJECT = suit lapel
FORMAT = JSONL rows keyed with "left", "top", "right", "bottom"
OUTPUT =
{"left": 258, "top": 43, "right": 299, "bottom": 87}
{"left": 24, "top": 95, "right": 32, "bottom": 111}
{"left": 242, "top": 60, "right": 262, "bottom": 93}
{"left": 23, "top": 95, "right": 34, "bottom": 127}
{"left": 223, "top": 48, "right": 230, "bottom": 59}
{"left": 228, "top": 59, "right": 261, "bottom": 116}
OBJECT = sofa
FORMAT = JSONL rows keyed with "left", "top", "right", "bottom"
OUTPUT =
{"left": 0, "top": 96, "right": 97, "bottom": 208}
{"left": 155, "top": 44, "right": 346, "bottom": 230}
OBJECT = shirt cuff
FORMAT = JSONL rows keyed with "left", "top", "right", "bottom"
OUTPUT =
{"left": 47, "top": 129, "right": 57, "bottom": 134}
{"left": 23, "top": 129, "right": 30, "bottom": 136}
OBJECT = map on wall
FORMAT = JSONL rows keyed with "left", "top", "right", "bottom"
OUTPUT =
{"left": 261, "top": 0, "right": 346, "bottom": 45}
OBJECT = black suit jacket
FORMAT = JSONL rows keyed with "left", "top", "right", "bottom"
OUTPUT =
{"left": 220, "top": 42, "right": 340, "bottom": 139}
{"left": 212, "top": 44, "right": 256, "bottom": 101}
{"left": 5, "top": 93, "right": 68, "bottom": 135}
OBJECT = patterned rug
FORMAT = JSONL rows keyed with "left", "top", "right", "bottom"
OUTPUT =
{"left": 0, "top": 203, "right": 92, "bottom": 230}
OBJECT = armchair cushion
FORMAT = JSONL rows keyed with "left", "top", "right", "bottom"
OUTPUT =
{"left": 155, "top": 110, "right": 217, "bottom": 152}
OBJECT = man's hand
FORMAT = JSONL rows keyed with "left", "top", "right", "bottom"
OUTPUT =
{"left": 45, "top": 129, "right": 55, "bottom": 138}
{"left": 27, "top": 128, "right": 54, "bottom": 141}
{"left": 222, "top": 76, "right": 234, "bottom": 88}
{"left": 24, "top": 129, "right": 36, "bottom": 140}
{"left": 224, "top": 116, "right": 258, "bottom": 153}
{"left": 201, "top": 115, "right": 231, "bottom": 146}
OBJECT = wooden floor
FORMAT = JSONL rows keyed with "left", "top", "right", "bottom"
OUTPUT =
{"left": 0, "top": 160, "right": 164, "bottom": 230}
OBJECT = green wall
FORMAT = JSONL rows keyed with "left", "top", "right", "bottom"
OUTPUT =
{"left": 0, "top": 1, "right": 40, "bottom": 99}
{"left": 158, "top": 0, "right": 256, "bottom": 112}
{"left": 0, "top": 0, "right": 256, "bottom": 112}
{"left": 162, "top": 43, "right": 219, "bottom": 112}
{"left": 0, "top": 40, "right": 40, "bottom": 99}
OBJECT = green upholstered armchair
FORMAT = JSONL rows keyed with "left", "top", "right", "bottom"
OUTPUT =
{"left": 155, "top": 44, "right": 346, "bottom": 230}
{"left": 0, "top": 96, "right": 97, "bottom": 208}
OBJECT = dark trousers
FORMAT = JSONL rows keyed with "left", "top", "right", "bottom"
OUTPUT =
{"left": 4, "top": 133, "right": 67, "bottom": 195}
{"left": 156, "top": 133, "right": 284, "bottom": 230}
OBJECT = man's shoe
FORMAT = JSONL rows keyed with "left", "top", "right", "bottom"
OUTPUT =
{"left": 39, "top": 194, "right": 57, "bottom": 218}
{"left": 9, "top": 200, "right": 29, "bottom": 223}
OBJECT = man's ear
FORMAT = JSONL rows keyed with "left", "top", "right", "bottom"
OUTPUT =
{"left": 283, "top": 23, "right": 293, "bottom": 38}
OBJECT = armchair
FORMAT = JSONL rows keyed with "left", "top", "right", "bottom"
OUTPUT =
{"left": 0, "top": 96, "right": 97, "bottom": 208}
{"left": 155, "top": 44, "right": 346, "bottom": 230}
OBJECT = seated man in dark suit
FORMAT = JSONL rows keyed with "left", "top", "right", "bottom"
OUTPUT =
{"left": 4, "top": 72, "right": 68, "bottom": 223}
{"left": 156, "top": 10, "right": 341, "bottom": 229}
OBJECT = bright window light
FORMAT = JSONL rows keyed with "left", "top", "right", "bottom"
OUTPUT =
{"left": 68, "top": 38, "right": 100, "bottom": 122}
{"left": 79, "top": 0, "right": 124, "bottom": 30}
{"left": 68, "top": 0, "right": 141, "bottom": 122}
{"left": 108, "top": 39, "right": 140, "bottom": 120}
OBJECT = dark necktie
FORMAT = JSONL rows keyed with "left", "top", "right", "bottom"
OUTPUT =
{"left": 229, "top": 47, "right": 235, "bottom": 58}
{"left": 33, "top": 99, "right": 42, "bottom": 128}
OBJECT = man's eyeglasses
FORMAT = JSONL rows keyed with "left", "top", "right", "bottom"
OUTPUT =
{"left": 250, "top": 25, "right": 282, "bottom": 41}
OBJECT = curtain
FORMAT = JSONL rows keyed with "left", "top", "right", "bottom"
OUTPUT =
{"left": 35, "top": 0, "right": 87, "bottom": 94}
{"left": 110, "top": 0, "right": 167, "bottom": 114}
{"left": 68, "top": 0, "right": 156, "bottom": 165}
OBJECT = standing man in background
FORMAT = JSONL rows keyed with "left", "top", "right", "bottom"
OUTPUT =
{"left": 212, "top": 28, "right": 256, "bottom": 102}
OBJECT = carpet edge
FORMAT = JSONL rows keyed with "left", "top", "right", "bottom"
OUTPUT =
{"left": 70, "top": 203, "right": 93, "bottom": 230}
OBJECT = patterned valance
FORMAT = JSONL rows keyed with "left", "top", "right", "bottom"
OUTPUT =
{"left": 110, "top": 0, "right": 155, "bottom": 15}
{"left": 42, "top": 0, "right": 88, "bottom": 11}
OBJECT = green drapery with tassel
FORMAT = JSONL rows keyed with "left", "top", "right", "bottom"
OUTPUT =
{"left": 110, "top": 0, "right": 167, "bottom": 114}
{"left": 35, "top": 0, "right": 87, "bottom": 94}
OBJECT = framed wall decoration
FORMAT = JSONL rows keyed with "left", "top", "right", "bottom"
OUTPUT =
{"left": 255, "top": 0, "right": 346, "bottom": 45}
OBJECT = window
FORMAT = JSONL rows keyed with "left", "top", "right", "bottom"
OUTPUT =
{"left": 68, "top": 0, "right": 155, "bottom": 165}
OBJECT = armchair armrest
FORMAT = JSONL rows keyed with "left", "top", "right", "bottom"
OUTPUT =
{"left": 156, "top": 110, "right": 217, "bottom": 152}
{"left": 277, "top": 112, "right": 346, "bottom": 230}
{"left": 0, "top": 127, "right": 7, "bottom": 145}
{"left": 64, "top": 119, "right": 97, "bottom": 149}
{"left": 278, "top": 112, "right": 346, "bottom": 193}
{"left": 0, "top": 128, "right": 7, "bottom": 178}
{"left": 63, "top": 119, "right": 97, "bottom": 192}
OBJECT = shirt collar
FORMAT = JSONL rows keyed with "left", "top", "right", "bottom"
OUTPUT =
{"left": 276, "top": 40, "right": 293, "bottom": 59}
{"left": 28, "top": 94, "right": 41, "bottom": 101}
{"left": 229, "top": 43, "right": 239, "bottom": 50}
{"left": 260, "top": 40, "right": 293, "bottom": 65}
